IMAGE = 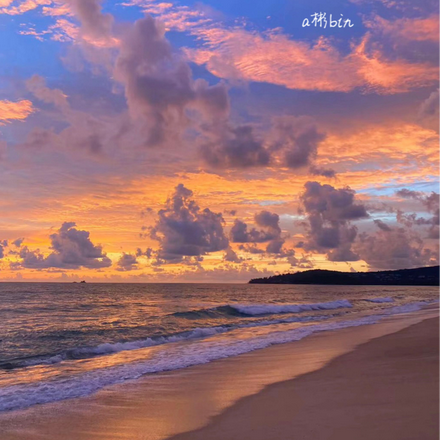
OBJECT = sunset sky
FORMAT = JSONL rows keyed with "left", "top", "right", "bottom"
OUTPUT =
{"left": 0, "top": 0, "right": 438, "bottom": 282}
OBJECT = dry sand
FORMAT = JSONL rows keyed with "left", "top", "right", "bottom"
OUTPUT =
{"left": 170, "top": 318, "right": 439, "bottom": 440}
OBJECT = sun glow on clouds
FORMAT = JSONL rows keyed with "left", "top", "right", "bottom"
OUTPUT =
{"left": 125, "top": 0, "right": 439, "bottom": 94}
{"left": 0, "top": 100, "right": 34, "bottom": 123}
{"left": 0, "top": 0, "right": 438, "bottom": 281}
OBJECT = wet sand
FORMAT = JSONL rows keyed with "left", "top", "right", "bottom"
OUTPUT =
{"left": 0, "top": 308, "right": 437, "bottom": 439}
{"left": 171, "top": 317, "right": 439, "bottom": 440}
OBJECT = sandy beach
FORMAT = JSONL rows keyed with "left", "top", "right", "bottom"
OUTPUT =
{"left": 171, "top": 317, "right": 439, "bottom": 440}
{"left": 0, "top": 307, "right": 437, "bottom": 440}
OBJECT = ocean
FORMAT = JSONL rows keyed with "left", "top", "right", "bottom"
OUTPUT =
{"left": 0, "top": 282, "right": 437, "bottom": 413}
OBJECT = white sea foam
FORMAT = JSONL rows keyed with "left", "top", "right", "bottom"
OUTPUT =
{"left": 21, "top": 327, "right": 230, "bottom": 367}
{"left": 231, "top": 299, "right": 353, "bottom": 315}
{"left": 21, "top": 314, "right": 336, "bottom": 368}
{"left": 0, "top": 300, "right": 432, "bottom": 413}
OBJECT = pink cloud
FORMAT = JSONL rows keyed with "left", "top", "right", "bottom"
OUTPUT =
{"left": 0, "top": 0, "right": 51, "bottom": 15}
{"left": 126, "top": 1, "right": 438, "bottom": 94}
{"left": 364, "top": 14, "right": 439, "bottom": 42}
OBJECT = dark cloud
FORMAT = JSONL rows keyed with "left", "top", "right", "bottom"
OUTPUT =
{"left": 300, "top": 181, "right": 369, "bottom": 261}
{"left": 355, "top": 227, "right": 438, "bottom": 270}
{"left": 116, "top": 253, "right": 138, "bottom": 271}
{"left": 309, "top": 165, "right": 336, "bottom": 178}
{"left": 395, "top": 188, "right": 423, "bottom": 199}
{"left": 419, "top": 89, "right": 439, "bottom": 117}
{"left": 149, "top": 184, "right": 229, "bottom": 261}
{"left": 67, "top": 0, "right": 114, "bottom": 42}
{"left": 114, "top": 16, "right": 229, "bottom": 147}
{"left": 374, "top": 219, "right": 393, "bottom": 231}
{"left": 265, "top": 238, "right": 285, "bottom": 254}
{"left": 224, "top": 209, "right": 237, "bottom": 216}
{"left": 238, "top": 244, "right": 265, "bottom": 254}
{"left": 229, "top": 210, "right": 296, "bottom": 256}
{"left": 0, "top": 240, "right": 7, "bottom": 259}
{"left": 15, "top": 222, "right": 112, "bottom": 269}
{"left": 223, "top": 247, "right": 243, "bottom": 263}
{"left": 395, "top": 189, "right": 439, "bottom": 238}
{"left": 270, "top": 116, "right": 326, "bottom": 169}
{"left": 25, "top": 75, "right": 120, "bottom": 156}
{"left": 12, "top": 238, "right": 24, "bottom": 247}
{"left": 427, "top": 227, "right": 439, "bottom": 239}
{"left": 136, "top": 247, "right": 153, "bottom": 258}
{"left": 200, "top": 116, "right": 327, "bottom": 171}
{"left": 200, "top": 124, "right": 270, "bottom": 168}
{"left": 230, "top": 211, "right": 280, "bottom": 244}
{"left": 424, "top": 192, "right": 440, "bottom": 212}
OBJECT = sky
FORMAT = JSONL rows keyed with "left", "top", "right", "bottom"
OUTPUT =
{"left": 0, "top": 0, "right": 438, "bottom": 282}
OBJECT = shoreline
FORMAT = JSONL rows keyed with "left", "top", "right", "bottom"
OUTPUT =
{"left": 170, "top": 316, "right": 439, "bottom": 440}
{"left": 0, "top": 306, "right": 438, "bottom": 439}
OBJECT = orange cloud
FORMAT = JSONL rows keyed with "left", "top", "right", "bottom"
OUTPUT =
{"left": 186, "top": 31, "right": 359, "bottom": 92}
{"left": 0, "top": 100, "right": 34, "bottom": 123}
{"left": 129, "top": 1, "right": 438, "bottom": 94}
{"left": 352, "top": 34, "right": 439, "bottom": 93}
{"left": 184, "top": 28, "right": 438, "bottom": 94}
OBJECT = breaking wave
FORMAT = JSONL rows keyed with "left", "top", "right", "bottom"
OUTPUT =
{"left": 0, "top": 300, "right": 432, "bottom": 412}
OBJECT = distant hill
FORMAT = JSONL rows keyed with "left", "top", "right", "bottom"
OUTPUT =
{"left": 249, "top": 266, "right": 439, "bottom": 286}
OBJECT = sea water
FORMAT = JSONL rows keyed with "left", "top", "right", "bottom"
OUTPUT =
{"left": 0, "top": 283, "right": 437, "bottom": 412}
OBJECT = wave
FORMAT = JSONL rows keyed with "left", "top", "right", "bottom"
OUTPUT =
{"left": 230, "top": 300, "right": 353, "bottom": 316}
{"left": 2, "top": 299, "right": 394, "bottom": 370}
{"left": 0, "top": 301, "right": 432, "bottom": 413}
{"left": 12, "top": 327, "right": 231, "bottom": 369}
{"left": 171, "top": 305, "right": 242, "bottom": 319}
{"left": 6, "top": 313, "right": 339, "bottom": 370}
{"left": 364, "top": 297, "right": 394, "bottom": 303}
{"left": 174, "top": 300, "right": 353, "bottom": 319}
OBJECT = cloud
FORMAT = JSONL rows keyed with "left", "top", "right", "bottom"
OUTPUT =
{"left": 0, "top": 240, "right": 7, "bottom": 258}
{"left": 67, "top": 0, "right": 113, "bottom": 44}
{"left": 419, "top": 89, "right": 439, "bottom": 117}
{"left": 230, "top": 210, "right": 281, "bottom": 243}
{"left": 349, "top": 0, "right": 438, "bottom": 11}
{"left": 0, "top": 0, "right": 51, "bottom": 15}
{"left": 116, "top": 253, "right": 138, "bottom": 271}
{"left": 364, "top": 14, "right": 439, "bottom": 43}
{"left": 270, "top": 116, "right": 326, "bottom": 169}
{"left": 136, "top": 247, "right": 153, "bottom": 258}
{"left": 355, "top": 224, "right": 438, "bottom": 269}
{"left": 114, "top": 15, "right": 229, "bottom": 147}
{"left": 154, "top": 262, "right": 276, "bottom": 283}
{"left": 26, "top": 75, "right": 69, "bottom": 110}
{"left": 200, "top": 116, "right": 326, "bottom": 170}
{"left": 25, "top": 75, "right": 126, "bottom": 155}
{"left": 185, "top": 26, "right": 437, "bottom": 94}
{"left": 395, "top": 189, "right": 439, "bottom": 238}
{"left": 119, "top": 1, "right": 438, "bottom": 95}
{"left": 15, "top": 222, "right": 112, "bottom": 269}
{"left": 300, "top": 181, "right": 369, "bottom": 261}
{"left": 12, "top": 238, "right": 24, "bottom": 247}
{"left": 395, "top": 188, "right": 423, "bottom": 199}
{"left": 223, "top": 247, "right": 243, "bottom": 263}
{"left": 200, "top": 124, "right": 269, "bottom": 168}
{"left": 309, "top": 165, "right": 336, "bottom": 178}
{"left": 0, "top": 100, "right": 34, "bottom": 123}
{"left": 374, "top": 219, "right": 392, "bottom": 231}
{"left": 149, "top": 184, "right": 229, "bottom": 261}
{"left": 229, "top": 210, "right": 295, "bottom": 256}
